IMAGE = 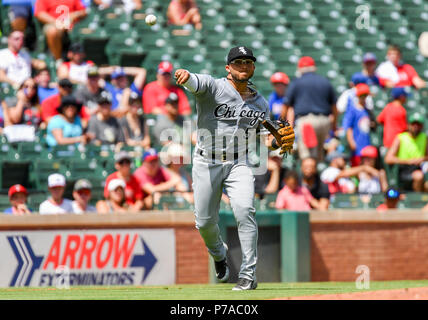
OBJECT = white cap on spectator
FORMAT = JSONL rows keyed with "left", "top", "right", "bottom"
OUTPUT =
{"left": 108, "top": 179, "right": 126, "bottom": 192}
{"left": 48, "top": 173, "right": 66, "bottom": 188}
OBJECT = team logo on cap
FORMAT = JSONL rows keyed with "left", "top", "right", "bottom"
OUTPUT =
{"left": 239, "top": 47, "right": 247, "bottom": 54}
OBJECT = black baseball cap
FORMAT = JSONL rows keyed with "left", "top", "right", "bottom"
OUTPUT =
{"left": 97, "top": 90, "right": 113, "bottom": 104}
{"left": 69, "top": 42, "right": 85, "bottom": 53}
{"left": 57, "top": 95, "right": 82, "bottom": 113}
{"left": 227, "top": 46, "right": 256, "bottom": 65}
{"left": 58, "top": 78, "right": 73, "bottom": 88}
{"left": 165, "top": 92, "right": 179, "bottom": 105}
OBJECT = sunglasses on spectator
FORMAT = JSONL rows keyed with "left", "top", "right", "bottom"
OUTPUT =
{"left": 24, "top": 85, "right": 36, "bottom": 89}
{"left": 231, "top": 59, "right": 254, "bottom": 66}
{"left": 77, "top": 189, "right": 91, "bottom": 196}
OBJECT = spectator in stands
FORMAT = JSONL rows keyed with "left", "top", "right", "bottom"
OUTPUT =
{"left": 104, "top": 66, "right": 146, "bottom": 117}
{"left": 376, "top": 44, "right": 426, "bottom": 89}
{"left": 153, "top": 93, "right": 185, "bottom": 146}
{"left": 97, "top": 179, "right": 130, "bottom": 214}
{"left": 87, "top": 91, "right": 125, "bottom": 146}
{"left": 254, "top": 152, "right": 282, "bottom": 199}
{"left": 57, "top": 42, "right": 94, "bottom": 85}
{"left": 93, "top": 0, "right": 142, "bottom": 13}
{"left": 72, "top": 179, "right": 96, "bottom": 213}
{"left": 162, "top": 143, "right": 193, "bottom": 203}
{"left": 275, "top": 170, "right": 315, "bottom": 211}
{"left": 75, "top": 65, "right": 104, "bottom": 114}
{"left": 41, "top": 78, "right": 89, "bottom": 124}
{"left": 321, "top": 151, "right": 356, "bottom": 194}
{"left": 301, "top": 157, "right": 330, "bottom": 210}
{"left": 7, "top": 0, "right": 34, "bottom": 32}
{"left": 377, "top": 188, "right": 401, "bottom": 212}
{"left": 35, "top": 68, "right": 58, "bottom": 103}
{"left": 119, "top": 92, "right": 151, "bottom": 149}
{"left": 377, "top": 87, "right": 408, "bottom": 149}
{"left": 0, "top": 30, "right": 46, "bottom": 89}
{"left": 167, "top": 0, "right": 202, "bottom": 30}
{"left": 134, "top": 148, "right": 184, "bottom": 205}
{"left": 46, "top": 95, "right": 90, "bottom": 147}
{"left": 268, "top": 72, "right": 289, "bottom": 120}
{"left": 357, "top": 145, "right": 388, "bottom": 194}
{"left": 3, "top": 77, "right": 43, "bottom": 129}
{"left": 385, "top": 112, "right": 428, "bottom": 192}
{"left": 143, "top": 61, "right": 191, "bottom": 116}
{"left": 4, "top": 184, "right": 32, "bottom": 215}
{"left": 351, "top": 52, "right": 381, "bottom": 87}
{"left": 34, "top": 0, "right": 87, "bottom": 63}
{"left": 283, "top": 56, "right": 337, "bottom": 162}
{"left": 342, "top": 83, "right": 374, "bottom": 166}
{"left": 104, "top": 151, "right": 147, "bottom": 211}
{"left": 39, "top": 173, "right": 73, "bottom": 214}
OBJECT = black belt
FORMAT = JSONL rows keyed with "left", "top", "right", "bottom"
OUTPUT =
{"left": 198, "top": 149, "right": 247, "bottom": 162}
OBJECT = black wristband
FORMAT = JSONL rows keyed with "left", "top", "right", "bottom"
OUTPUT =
{"left": 271, "top": 138, "right": 280, "bottom": 149}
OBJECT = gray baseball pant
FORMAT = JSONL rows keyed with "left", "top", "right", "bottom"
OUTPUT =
{"left": 192, "top": 153, "right": 258, "bottom": 281}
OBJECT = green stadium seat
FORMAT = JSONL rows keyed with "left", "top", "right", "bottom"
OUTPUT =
{"left": 28, "top": 192, "right": 48, "bottom": 212}
{"left": 157, "top": 194, "right": 193, "bottom": 210}
{"left": 403, "top": 193, "right": 428, "bottom": 209}
{"left": 330, "top": 193, "right": 365, "bottom": 209}
{"left": 0, "top": 194, "right": 10, "bottom": 213}
{"left": 30, "top": 159, "right": 67, "bottom": 190}
{"left": 368, "top": 193, "right": 385, "bottom": 209}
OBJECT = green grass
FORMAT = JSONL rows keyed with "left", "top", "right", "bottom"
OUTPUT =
{"left": 1, "top": 280, "right": 428, "bottom": 300}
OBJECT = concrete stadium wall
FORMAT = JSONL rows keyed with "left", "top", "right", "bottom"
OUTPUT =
{"left": 310, "top": 211, "right": 428, "bottom": 281}
{"left": 2, "top": 210, "right": 428, "bottom": 284}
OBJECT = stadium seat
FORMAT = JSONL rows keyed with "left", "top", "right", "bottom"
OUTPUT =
{"left": 403, "top": 193, "right": 428, "bottom": 209}
{"left": 157, "top": 194, "right": 193, "bottom": 210}
{"left": 0, "top": 194, "right": 10, "bottom": 213}
{"left": 330, "top": 193, "right": 365, "bottom": 209}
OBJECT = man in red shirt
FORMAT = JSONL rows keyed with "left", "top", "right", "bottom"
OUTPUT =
{"left": 104, "top": 151, "right": 146, "bottom": 211}
{"left": 34, "top": 0, "right": 87, "bottom": 61}
{"left": 142, "top": 61, "right": 191, "bottom": 115}
{"left": 133, "top": 148, "right": 183, "bottom": 205}
{"left": 376, "top": 44, "right": 426, "bottom": 89}
{"left": 41, "top": 78, "right": 90, "bottom": 125}
{"left": 377, "top": 87, "right": 408, "bottom": 148}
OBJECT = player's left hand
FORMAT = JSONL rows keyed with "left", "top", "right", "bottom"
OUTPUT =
{"left": 278, "top": 122, "right": 295, "bottom": 155}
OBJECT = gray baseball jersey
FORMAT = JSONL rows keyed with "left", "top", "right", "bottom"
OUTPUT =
{"left": 185, "top": 73, "right": 270, "bottom": 155}
{"left": 183, "top": 72, "right": 270, "bottom": 283}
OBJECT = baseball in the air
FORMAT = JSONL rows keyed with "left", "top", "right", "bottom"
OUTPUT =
{"left": 145, "top": 14, "right": 157, "bottom": 26}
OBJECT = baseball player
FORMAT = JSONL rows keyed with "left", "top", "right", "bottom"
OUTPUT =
{"left": 175, "top": 46, "right": 295, "bottom": 290}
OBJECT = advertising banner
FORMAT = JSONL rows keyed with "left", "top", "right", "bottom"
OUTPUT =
{"left": 0, "top": 229, "right": 175, "bottom": 287}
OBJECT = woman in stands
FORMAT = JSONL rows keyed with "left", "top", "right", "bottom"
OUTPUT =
{"left": 167, "top": 0, "right": 202, "bottom": 30}
{"left": 46, "top": 95, "right": 91, "bottom": 147}
{"left": 96, "top": 179, "right": 130, "bottom": 214}
{"left": 3, "top": 77, "right": 43, "bottom": 129}
{"left": 162, "top": 143, "right": 193, "bottom": 204}
{"left": 118, "top": 92, "right": 151, "bottom": 149}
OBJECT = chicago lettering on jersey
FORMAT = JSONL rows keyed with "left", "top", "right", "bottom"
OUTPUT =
{"left": 214, "top": 104, "right": 266, "bottom": 126}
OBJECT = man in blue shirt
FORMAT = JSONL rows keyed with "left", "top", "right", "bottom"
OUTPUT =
{"left": 343, "top": 83, "right": 372, "bottom": 166}
{"left": 104, "top": 66, "right": 146, "bottom": 117}
{"left": 283, "top": 56, "right": 337, "bottom": 162}
{"left": 268, "top": 72, "right": 289, "bottom": 120}
{"left": 35, "top": 68, "right": 58, "bottom": 102}
{"left": 351, "top": 52, "right": 381, "bottom": 87}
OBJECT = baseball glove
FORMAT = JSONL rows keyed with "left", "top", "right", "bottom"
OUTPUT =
{"left": 262, "top": 119, "right": 295, "bottom": 156}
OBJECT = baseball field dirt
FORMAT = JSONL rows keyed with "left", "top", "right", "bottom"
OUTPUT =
{"left": 278, "top": 287, "right": 428, "bottom": 300}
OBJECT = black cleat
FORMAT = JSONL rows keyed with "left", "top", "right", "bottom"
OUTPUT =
{"left": 232, "top": 278, "right": 257, "bottom": 291}
{"left": 214, "top": 258, "right": 229, "bottom": 283}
